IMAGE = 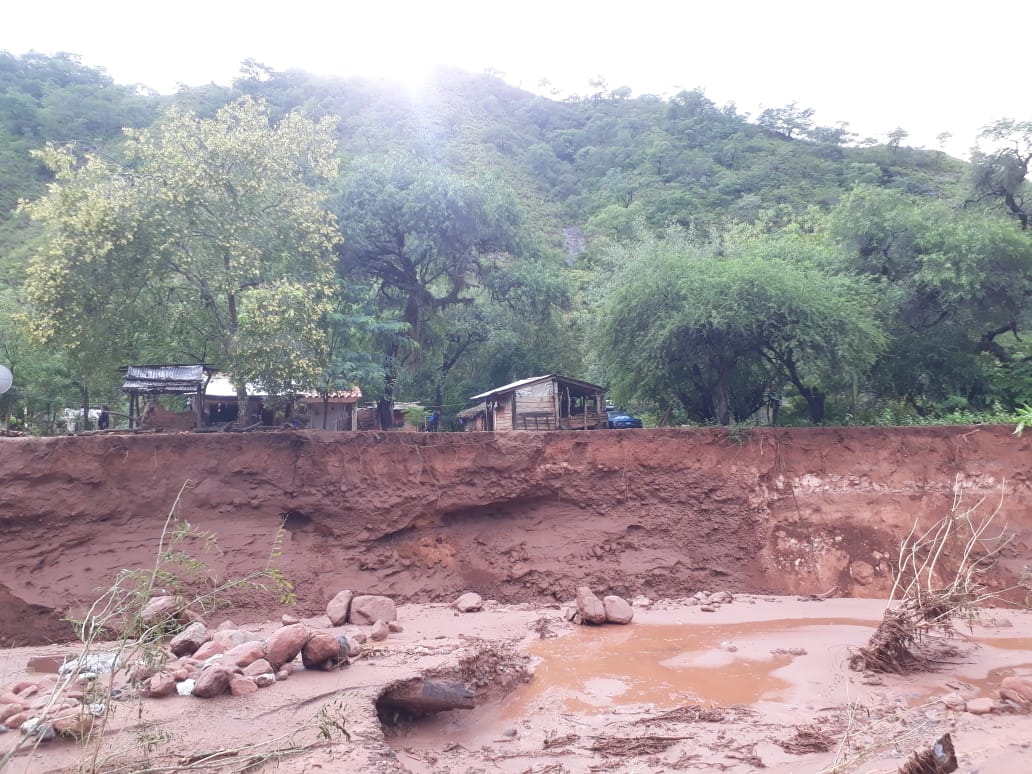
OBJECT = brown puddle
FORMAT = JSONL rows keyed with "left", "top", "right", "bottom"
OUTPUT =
{"left": 505, "top": 617, "right": 875, "bottom": 716}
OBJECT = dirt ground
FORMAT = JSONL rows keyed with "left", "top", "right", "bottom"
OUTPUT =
{"left": 0, "top": 425, "right": 1030, "bottom": 771}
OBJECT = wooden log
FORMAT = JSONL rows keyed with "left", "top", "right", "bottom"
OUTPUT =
{"left": 379, "top": 679, "right": 475, "bottom": 714}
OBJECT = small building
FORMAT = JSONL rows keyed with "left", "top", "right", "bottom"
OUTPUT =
{"left": 121, "top": 364, "right": 215, "bottom": 429}
{"left": 304, "top": 386, "right": 363, "bottom": 430}
{"left": 195, "top": 373, "right": 269, "bottom": 426}
{"left": 469, "top": 375, "right": 607, "bottom": 431}
{"left": 356, "top": 402, "right": 425, "bottom": 431}
{"left": 456, "top": 403, "right": 488, "bottom": 432}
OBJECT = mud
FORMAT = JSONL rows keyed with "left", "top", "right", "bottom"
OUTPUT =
{"left": 1, "top": 425, "right": 1030, "bottom": 646}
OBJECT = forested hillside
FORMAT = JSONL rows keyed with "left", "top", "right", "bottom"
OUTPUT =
{"left": 1, "top": 53, "right": 1029, "bottom": 432}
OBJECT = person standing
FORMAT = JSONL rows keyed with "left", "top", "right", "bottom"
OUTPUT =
{"left": 97, "top": 405, "right": 110, "bottom": 430}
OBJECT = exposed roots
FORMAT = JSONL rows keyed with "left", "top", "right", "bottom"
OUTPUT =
{"left": 898, "top": 733, "right": 958, "bottom": 774}
{"left": 851, "top": 479, "right": 1016, "bottom": 674}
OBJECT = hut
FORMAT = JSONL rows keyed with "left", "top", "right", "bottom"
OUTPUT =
{"left": 121, "top": 364, "right": 215, "bottom": 428}
{"left": 456, "top": 403, "right": 488, "bottom": 432}
{"left": 469, "top": 375, "right": 607, "bottom": 431}
{"left": 303, "top": 386, "right": 363, "bottom": 430}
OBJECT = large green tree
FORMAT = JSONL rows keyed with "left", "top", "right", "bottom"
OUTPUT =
{"left": 21, "top": 96, "right": 341, "bottom": 414}
{"left": 597, "top": 227, "right": 885, "bottom": 424}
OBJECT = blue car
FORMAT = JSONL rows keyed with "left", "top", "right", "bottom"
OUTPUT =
{"left": 607, "top": 410, "right": 643, "bottom": 429}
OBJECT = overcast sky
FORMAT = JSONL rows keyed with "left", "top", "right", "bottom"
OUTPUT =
{"left": 2, "top": 0, "right": 1025, "bottom": 159}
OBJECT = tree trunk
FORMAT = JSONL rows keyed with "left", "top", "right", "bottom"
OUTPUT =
{"left": 236, "top": 383, "right": 250, "bottom": 426}
{"left": 714, "top": 367, "right": 731, "bottom": 426}
{"left": 378, "top": 352, "right": 397, "bottom": 430}
{"left": 81, "top": 384, "right": 90, "bottom": 432}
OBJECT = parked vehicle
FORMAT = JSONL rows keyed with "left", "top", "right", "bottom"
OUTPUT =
{"left": 607, "top": 410, "right": 643, "bottom": 429}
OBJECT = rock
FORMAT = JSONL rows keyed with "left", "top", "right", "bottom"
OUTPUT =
{"left": 966, "top": 697, "right": 994, "bottom": 714}
{"left": 302, "top": 633, "right": 343, "bottom": 670}
{"left": 350, "top": 632, "right": 368, "bottom": 645}
{"left": 242, "top": 659, "right": 274, "bottom": 678}
{"left": 370, "top": 620, "right": 390, "bottom": 641}
{"left": 700, "top": 605, "right": 718, "bottom": 612}
{"left": 0, "top": 704, "right": 25, "bottom": 723}
{"left": 337, "top": 635, "right": 362, "bottom": 657}
{"left": 128, "top": 661, "right": 161, "bottom": 683}
{"left": 1000, "top": 675, "right": 1032, "bottom": 706}
{"left": 575, "top": 587, "right": 606, "bottom": 625}
{"left": 192, "top": 641, "right": 226, "bottom": 661}
{"left": 147, "top": 672, "right": 177, "bottom": 698}
{"left": 281, "top": 613, "right": 300, "bottom": 625}
{"left": 349, "top": 595, "right": 397, "bottom": 625}
{"left": 211, "top": 628, "right": 254, "bottom": 650}
{"left": 224, "top": 641, "right": 266, "bottom": 669}
{"left": 938, "top": 691, "right": 967, "bottom": 711}
{"left": 631, "top": 595, "right": 652, "bottom": 608}
{"left": 849, "top": 560, "right": 876, "bottom": 585}
{"left": 388, "top": 621, "right": 404, "bottom": 633}
{"left": 4, "top": 710, "right": 33, "bottom": 729}
{"left": 453, "top": 592, "right": 483, "bottom": 612}
{"left": 254, "top": 673, "right": 276, "bottom": 688}
{"left": 169, "top": 621, "right": 210, "bottom": 657}
{"left": 19, "top": 717, "right": 55, "bottom": 741}
{"left": 192, "top": 666, "right": 232, "bottom": 698}
{"left": 275, "top": 669, "right": 289, "bottom": 681}
{"left": 140, "top": 595, "right": 181, "bottom": 626}
{"left": 603, "top": 595, "right": 634, "bottom": 624}
{"left": 709, "top": 590, "right": 734, "bottom": 604}
{"left": 326, "top": 590, "right": 354, "bottom": 626}
{"left": 229, "top": 676, "right": 258, "bottom": 696}
{"left": 176, "top": 679, "right": 195, "bottom": 696}
{"left": 264, "top": 624, "right": 311, "bottom": 669}
{"left": 52, "top": 709, "right": 93, "bottom": 738}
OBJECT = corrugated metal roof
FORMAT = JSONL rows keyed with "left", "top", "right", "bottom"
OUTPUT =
{"left": 470, "top": 374, "right": 607, "bottom": 402}
{"left": 122, "top": 364, "right": 208, "bottom": 394}
{"left": 456, "top": 403, "right": 486, "bottom": 418}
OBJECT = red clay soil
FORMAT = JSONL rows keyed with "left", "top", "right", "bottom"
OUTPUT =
{"left": 0, "top": 425, "right": 1030, "bottom": 647}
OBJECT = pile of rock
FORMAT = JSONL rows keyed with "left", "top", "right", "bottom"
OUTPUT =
{"left": 569, "top": 586, "right": 634, "bottom": 625}
{"left": 687, "top": 590, "right": 735, "bottom": 612}
{"left": 0, "top": 674, "right": 98, "bottom": 740}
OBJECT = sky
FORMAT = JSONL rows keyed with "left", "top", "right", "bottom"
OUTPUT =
{"left": 2, "top": 0, "right": 1025, "bottom": 159}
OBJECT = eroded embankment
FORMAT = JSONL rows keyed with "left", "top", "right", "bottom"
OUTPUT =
{"left": 0, "top": 425, "right": 1029, "bottom": 645}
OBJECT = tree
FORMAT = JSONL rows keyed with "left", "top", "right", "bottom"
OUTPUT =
{"left": 970, "top": 118, "right": 1032, "bottom": 229}
{"left": 757, "top": 102, "right": 815, "bottom": 140}
{"left": 332, "top": 154, "right": 527, "bottom": 426}
{"left": 21, "top": 97, "right": 341, "bottom": 417}
{"left": 597, "top": 227, "right": 885, "bottom": 424}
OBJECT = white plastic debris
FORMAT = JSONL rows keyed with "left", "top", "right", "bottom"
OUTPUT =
{"left": 176, "top": 679, "right": 196, "bottom": 696}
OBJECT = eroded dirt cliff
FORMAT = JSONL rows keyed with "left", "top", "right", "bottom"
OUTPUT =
{"left": 1, "top": 425, "right": 1029, "bottom": 646}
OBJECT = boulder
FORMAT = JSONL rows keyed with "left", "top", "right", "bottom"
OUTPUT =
{"left": 192, "top": 641, "right": 226, "bottom": 661}
{"left": 224, "top": 641, "right": 266, "bottom": 669}
{"left": 254, "top": 673, "right": 276, "bottom": 688}
{"left": 326, "top": 590, "right": 354, "bottom": 626}
{"left": 169, "top": 621, "right": 210, "bottom": 657}
{"left": 242, "top": 659, "right": 274, "bottom": 678}
{"left": 4, "top": 710, "right": 33, "bottom": 729}
{"left": 229, "top": 676, "right": 258, "bottom": 696}
{"left": 140, "top": 595, "right": 181, "bottom": 626}
{"left": 388, "top": 621, "right": 404, "bottom": 633}
{"left": 1000, "top": 675, "right": 1032, "bottom": 706}
{"left": 966, "top": 697, "right": 994, "bottom": 714}
{"left": 301, "top": 633, "right": 343, "bottom": 670}
{"left": 849, "top": 561, "right": 876, "bottom": 586}
{"left": 264, "top": 624, "right": 311, "bottom": 669}
{"left": 603, "top": 595, "right": 634, "bottom": 624}
{"left": 147, "top": 672, "right": 177, "bottom": 698}
{"left": 211, "top": 628, "right": 254, "bottom": 650}
{"left": 453, "top": 592, "right": 483, "bottom": 613}
{"left": 349, "top": 595, "right": 397, "bottom": 625}
{"left": 337, "top": 635, "right": 362, "bottom": 658}
{"left": 575, "top": 587, "right": 606, "bottom": 625}
{"left": 370, "top": 620, "right": 390, "bottom": 641}
{"left": 191, "top": 666, "right": 232, "bottom": 698}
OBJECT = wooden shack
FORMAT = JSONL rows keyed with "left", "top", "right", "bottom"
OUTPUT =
{"left": 456, "top": 403, "right": 488, "bottom": 431}
{"left": 469, "top": 375, "right": 607, "bottom": 431}
{"left": 303, "top": 386, "right": 362, "bottom": 430}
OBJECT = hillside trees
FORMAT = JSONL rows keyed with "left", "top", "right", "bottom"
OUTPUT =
{"left": 970, "top": 118, "right": 1031, "bottom": 229}
{"left": 21, "top": 97, "right": 342, "bottom": 416}
{"left": 597, "top": 227, "right": 885, "bottom": 424}
{"left": 828, "top": 186, "right": 1032, "bottom": 412}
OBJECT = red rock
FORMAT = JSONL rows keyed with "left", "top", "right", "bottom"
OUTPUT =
{"left": 169, "top": 621, "right": 210, "bottom": 657}
{"left": 148, "top": 672, "right": 177, "bottom": 698}
{"left": 229, "top": 676, "right": 258, "bottom": 696}
{"left": 255, "top": 673, "right": 276, "bottom": 688}
{"left": 0, "top": 703, "right": 25, "bottom": 722}
{"left": 10, "top": 681, "right": 35, "bottom": 694}
{"left": 453, "top": 592, "right": 483, "bottom": 612}
{"left": 575, "top": 587, "right": 606, "bottom": 625}
{"left": 349, "top": 595, "right": 397, "bottom": 625}
{"left": 370, "top": 620, "right": 390, "bottom": 641}
{"left": 275, "top": 669, "right": 289, "bottom": 681}
{"left": 326, "top": 590, "right": 354, "bottom": 626}
{"left": 52, "top": 708, "right": 93, "bottom": 738}
{"left": 1000, "top": 675, "right": 1032, "bottom": 706}
{"left": 211, "top": 628, "right": 254, "bottom": 649}
{"left": 966, "top": 697, "right": 994, "bottom": 714}
{"left": 242, "top": 659, "right": 274, "bottom": 677}
{"left": 603, "top": 595, "right": 634, "bottom": 624}
{"left": 224, "top": 641, "right": 265, "bottom": 668}
{"left": 141, "top": 595, "right": 181, "bottom": 626}
{"left": 192, "top": 641, "right": 227, "bottom": 661}
{"left": 281, "top": 613, "right": 300, "bottom": 625}
{"left": 264, "top": 624, "right": 311, "bottom": 669}
{"left": 0, "top": 691, "right": 21, "bottom": 705}
{"left": 16, "top": 685, "right": 38, "bottom": 700}
{"left": 388, "top": 622, "right": 404, "bottom": 633}
{"left": 4, "top": 710, "right": 33, "bottom": 729}
{"left": 192, "top": 666, "right": 232, "bottom": 698}
{"left": 302, "top": 633, "right": 342, "bottom": 670}
{"left": 172, "top": 667, "right": 191, "bottom": 681}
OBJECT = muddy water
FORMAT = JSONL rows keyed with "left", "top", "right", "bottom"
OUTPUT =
{"left": 506, "top": 617, "right": 875, "bottom": 716}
